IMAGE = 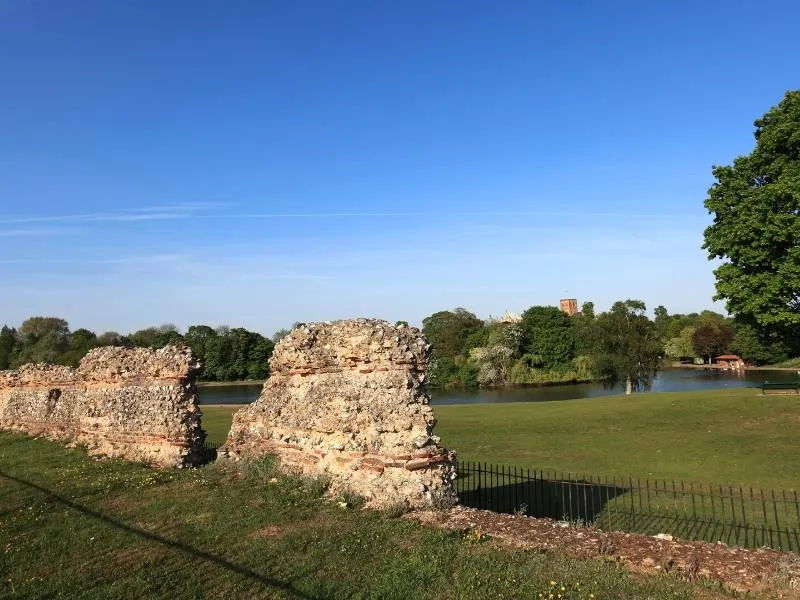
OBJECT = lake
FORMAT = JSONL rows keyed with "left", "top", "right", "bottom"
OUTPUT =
{"left": 197, "top": 368, "right": 798, "bottom": 406}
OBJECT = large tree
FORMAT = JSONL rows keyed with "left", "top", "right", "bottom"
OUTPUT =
{"left": 691, "top": 320, "right": 734, "bottom": 364}
{"left": 14, "top": 317, "right": 70, "bottom": 366}
{"left": 703, "top": 90, "right": 800, "bottom": 333}
{"left": 519, "top": 306, "right": 575, "bottom": 371}
{"left": 422, "top": 308, "right": 484, "bottom": 360}
{"left": 591, "top": 300, "right": 661, "bottom": 395}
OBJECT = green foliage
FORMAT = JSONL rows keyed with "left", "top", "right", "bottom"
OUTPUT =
{"left": 337, "top": 488, "right": 366, "bottom": 509}
{"left": 196, "top": 326, "right": 274, "bottom": 381}
{"left": 703, "top": 89, "right": 800, "bottom": 334}
{"left": 127, "top": 323, "right": 183, "bottom": 348}
{"left": 590, "top": 300, "right": 660, "bottom": 394}
{"left": 428, "top": 356, "right": 458, "bottom": 388}
{"left": 664, "top": 313, "right": 701, "bottom": 340}
{"left": 18, "top": 316, "right": 69, "bottom": 341}
{"left": 571, "top": 311, "right": 596, "bottom": 356}
{"left": 422, "top": 308, "right": 483, "bottom": 360}
{"left": 59, "top": 328, "right": 99, "bottom": 367}
{"left": 506, "top": 363, "right": 585, "bottom": 385}
{"left": 519, "top": 306, "right": 575, "bottom": 371}
{"left": 422, "top": 308, "right": 484, "bottom": 388}
{"left": 0, "top": 325, "right": 18, "bottom": 370}
{"left": 12, "top": 316, "right": 70, "bottom": 366}
{"left": 456, "top": 361, "right": 479, "bottom": 388}
{"left": 653, "top": 305, "right": 670, "bottom": 348}
{"left": 729, "top": 323, "right": 771, "bottom": 364}
{"left": 0, "top": 317, "right": 273, "bottom": 383}
{"left": 664, "top": 326, "right": 697, "bottom": 360}
{"left": 572, "top": 355, "right": 594, "bottom": 380}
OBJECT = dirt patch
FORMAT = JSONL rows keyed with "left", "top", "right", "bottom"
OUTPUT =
{"left": 250, "top": 525, "right": 282, "bottom": 538}
{"left": 410, "top": 506, "right": 800, "bottom": 596}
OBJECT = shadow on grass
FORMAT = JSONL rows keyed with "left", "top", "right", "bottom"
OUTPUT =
{"left": 0, "top": 468, "right": 315, "bottom": 599}
{"left": 458, "top": 476, "right": 628, "bottom": 523}
{"left": 455, "top": 472, "right": 800, "bottom": 551}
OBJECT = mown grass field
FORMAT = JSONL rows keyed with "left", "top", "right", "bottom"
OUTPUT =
{"left": 0, "top": 433, "right": 744, "bottom": 600}
{"left": 202, "top": 388, "right": 800, "bottom": 490}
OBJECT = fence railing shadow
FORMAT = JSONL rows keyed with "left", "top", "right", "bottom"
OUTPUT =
{"left": 457, "top": 473, "right": 627, "bottom": 523}
{"left": 453, "top": 461, "right": 800, "bottom": 551}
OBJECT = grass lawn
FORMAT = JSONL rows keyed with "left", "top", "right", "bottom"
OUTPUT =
{"left": 201, "top": 404, "right": 244, "bottom": 446}
{"left": 202, "top": 388, "right": 800, "bottom": 489}
{"left": 0, "top": 433, "right": 742, "bottom": 600}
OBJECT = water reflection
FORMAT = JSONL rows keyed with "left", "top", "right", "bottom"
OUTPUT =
{"left": 197, "top": 368, "right": 798, "bottom": 406}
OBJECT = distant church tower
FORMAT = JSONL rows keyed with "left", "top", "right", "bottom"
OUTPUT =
{"left": 559, "top": 298, "right": 578, "bottom": 316}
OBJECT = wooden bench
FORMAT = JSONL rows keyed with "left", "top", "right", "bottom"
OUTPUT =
{"left": 761, "top": 381, "right": 800, "bottom": 394}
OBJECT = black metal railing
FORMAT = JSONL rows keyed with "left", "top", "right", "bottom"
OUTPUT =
{"left": 202, "top": 440, "right": 221, "bottom": 463}
{"left": 454, "top": 461, "right": 800, "bottom": 552}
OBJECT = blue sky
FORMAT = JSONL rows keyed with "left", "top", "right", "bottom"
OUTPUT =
{"left": 1, "top": 1, "right": 798, "bottom": 336}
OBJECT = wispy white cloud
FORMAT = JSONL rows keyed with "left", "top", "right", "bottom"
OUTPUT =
{"left": 0, "top": 205, "right": 702, "bottom": 226}
{"left": 0, "top": 211, "right": 186, "bottom": 224}
{"left": 0, "top": 202, "right": 231, "bottom": 225}
{"left": 86, "top": 253, "right": 189, "bottom": 265}
{"left": 231, "top": 210, "right": 700, "bottom": 220}
{"left": 0, "top": 228, "right": 80, "bottom": 237}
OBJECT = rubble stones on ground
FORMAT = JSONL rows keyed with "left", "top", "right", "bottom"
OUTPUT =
{"left": 221, "top": 318, "right": 456, "bottom": 509}
{"left": 0, "top": 346, "right": 204, "bottom": 468}
{"left": 412, "top": 507, "right": 799, "bottom": 596}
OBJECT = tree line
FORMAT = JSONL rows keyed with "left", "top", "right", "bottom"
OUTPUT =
{"left": 0, "top": 317, "right": 295, "bottom": 382}
{"left": 422, "top": 300, "right": 796, "bottom": 394}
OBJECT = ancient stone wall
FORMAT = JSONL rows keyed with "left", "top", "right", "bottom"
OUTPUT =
{"left": 0, "top": 346, "right": 205, "bottom": 468}
{"left": 222, "top": 319, "right": 456, "bottom": 509}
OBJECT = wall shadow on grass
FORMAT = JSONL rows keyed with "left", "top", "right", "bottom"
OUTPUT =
{"left": 0, "top": 469, "right": 315, "bottom": 599}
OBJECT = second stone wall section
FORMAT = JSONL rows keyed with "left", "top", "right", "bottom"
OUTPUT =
{"left": 223, "top": 319, "right": 456, "bottom": 508}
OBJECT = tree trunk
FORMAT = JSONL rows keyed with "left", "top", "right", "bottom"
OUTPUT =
{"left": 625, "top": 377, "right": 632, "bottom": 395}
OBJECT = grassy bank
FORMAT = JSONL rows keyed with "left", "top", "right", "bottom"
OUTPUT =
{"left": 0, "top": 433, "right": 739, "bottom": 599}
{"left": 202, "top": 388, "right": 800, "bottom": 489}
{"left": 198, "top": 380, "right": 264, "bottom": 387}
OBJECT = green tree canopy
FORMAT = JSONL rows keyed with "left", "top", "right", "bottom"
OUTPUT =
{"left": 59, "top": 328, "right": 99, "bottom": 367}
{"left": 730, "top": 323, "right": 771, "bottom": 364}
{"left": 590, "top": 300, "right": 661, "bottom": 395}
{"left": 519, "top": 306, "right": 574, "bottom": 371}
{"left": 18, "top": 317, "right": 69, "bottom": 343}
{"left": 664, "top": 326, "right": 697, "bottom": 360}
{"left": 703, "top": 90, "right": 800, "bottom": 333}
{"left": 422, "top": 308, "right": 483, "bottom": 360}
{"left": 14, "top": 317, "right": 70, "bottom": 366}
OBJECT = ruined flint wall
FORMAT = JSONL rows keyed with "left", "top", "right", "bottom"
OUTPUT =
{"left": 222, "top": 319, "right": 456, "bottom": 508}
{"left": 0, "top": 346, "right": 204, "bottom": 468}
